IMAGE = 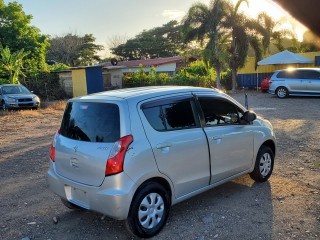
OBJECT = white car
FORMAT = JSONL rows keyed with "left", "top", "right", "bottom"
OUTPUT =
{"left": 48, "top": 86, "right": 276, "bottom": 238}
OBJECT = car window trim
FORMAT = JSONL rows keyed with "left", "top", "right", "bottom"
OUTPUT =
{"left": 141, "top": 95, "right": 194, "bottom": 109}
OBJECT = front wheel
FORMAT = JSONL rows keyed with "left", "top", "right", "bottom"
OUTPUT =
{"left": 126, "top": 182, "right": 170, "bottom": 238}
{"left": 250, "top": 146, "right": 274, "bottom": 182}
{"left": 276, "top": 87, "right": 288, "bottom": 98}
{"left": 1, "top": 101, "right": 6, "bottom": 111}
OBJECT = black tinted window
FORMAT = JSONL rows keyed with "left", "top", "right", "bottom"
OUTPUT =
{"left": 303, "top": 70, "right": 320, "bottom": 79}
{"left": 162, "top": 101, "right": 196, "bottom": 130}
{"left": 142, "top": 100, "right": 197, "bottom": 131}
{"left": 60, "top": 102, "right": 120, "bottom": 142}
{"left": 277, "top": 71, "right": 298, "bottom": 79}
{"left": 199, "top": 97, "right": 242, "bottom": 126}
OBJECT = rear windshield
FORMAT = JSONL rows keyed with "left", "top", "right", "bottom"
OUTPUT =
{"left": 60, "top": 102, "right": 120, "bottom": 143}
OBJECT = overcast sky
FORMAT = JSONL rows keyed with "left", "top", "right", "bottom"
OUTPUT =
{"left": 4, "top": 0, "right": 307, "bottom": 57}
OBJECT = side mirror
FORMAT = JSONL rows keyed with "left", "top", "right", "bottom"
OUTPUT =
{"left": 242, "top": 111, "right": 257, "bottom": 124}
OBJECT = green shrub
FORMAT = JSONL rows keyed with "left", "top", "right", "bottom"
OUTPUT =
{"left": 24, "top": 72, "right": 68, "bottom": 100}
{"left": 221, "top": 69, "right": 232, "bottom": 90}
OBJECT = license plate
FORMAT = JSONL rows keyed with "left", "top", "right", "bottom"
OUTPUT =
{"left": 64, "top": 185, "right": 89, "bottom": 208}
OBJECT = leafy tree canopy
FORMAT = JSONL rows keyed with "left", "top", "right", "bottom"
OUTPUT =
{"left": 111, "top": 20, "right": 183, "bottom": 61}
{"left": 47, "top": 33, "right": 104, "bottom": 67}
{"left": 0, "top": 0, "right": 49, "bottom": 74}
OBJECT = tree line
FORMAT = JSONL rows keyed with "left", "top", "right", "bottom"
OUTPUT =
{"left": 0, "top": 0, "right": 319, "bottom": 93}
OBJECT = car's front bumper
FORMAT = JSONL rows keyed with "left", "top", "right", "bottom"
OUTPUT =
{"left": 47, "top": 162, "right": 137, "bottom": 220}
{"left": 5, "top": 101, "right": 40, "bottom": 109}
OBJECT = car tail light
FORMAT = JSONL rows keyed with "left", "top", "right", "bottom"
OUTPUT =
{"left": 105, "top": 135, "right": 133, "bottom": 176}
{"left": 50, "top": 129, "right": 61, "bottom": 162}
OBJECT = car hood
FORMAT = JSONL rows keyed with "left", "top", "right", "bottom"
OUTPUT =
{"left": 4, "top": 93, "right": 37, "bottom": 99}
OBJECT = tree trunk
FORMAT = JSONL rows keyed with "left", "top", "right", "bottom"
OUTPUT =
{"left": 215, "top": 67, "right": 221, "bottom": 89}
{"left": 231, "top": 68, "right": 237, "bottom": 93}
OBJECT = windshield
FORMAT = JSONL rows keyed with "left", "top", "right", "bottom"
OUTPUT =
{"left": 2, "top": 86, "right": 31, "bottom": 95}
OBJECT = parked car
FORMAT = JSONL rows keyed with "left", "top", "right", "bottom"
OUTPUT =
{"left": 48, "top": 86, "right": 276, "bottom": 238}
{"left": 261, "top": 76, "right": 271, "bottom": 92}
{"left": 0, "top": 84, "right": 40, "bottom": 110}
{"left": 269, "top": 68, "right": 320, "bottom": 98}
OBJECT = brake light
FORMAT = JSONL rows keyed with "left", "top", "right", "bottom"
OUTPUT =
{"left": 105, "top": 135, "right": 133, "bottom": 176}
{"left": 50, "top": 129, "right": 60, "bottom": 162}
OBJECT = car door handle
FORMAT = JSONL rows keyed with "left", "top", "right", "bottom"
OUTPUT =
{"left": 210, "top": 136, "right": 222, "bottom": 140}
{"left": 156, "top": 143, "right": 172, "bottom": 149}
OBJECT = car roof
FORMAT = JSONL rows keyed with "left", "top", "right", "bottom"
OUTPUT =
{"left": 73, "top": 86, "right": 222, "bottom": 101}
{"left": 0, "top": 84, "right": 22, "bottom": 87}
{"left": 276, "top": 68, "right": 320, "bottom": 72}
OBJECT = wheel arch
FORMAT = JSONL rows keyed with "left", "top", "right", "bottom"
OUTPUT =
{"left": 133, "top": 177, "right": 172, "bottom": 204}
{"left": 261, "top": 139, "right": 276, "bottom": 156}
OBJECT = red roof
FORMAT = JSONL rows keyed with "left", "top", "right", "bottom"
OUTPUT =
{"left": 101, "top": 56, "right": 183, "bottom": 68}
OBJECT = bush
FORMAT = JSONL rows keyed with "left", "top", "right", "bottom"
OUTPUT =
{"left": 122, "top": 61, "right": 216, "bottom": 88}
{"left": 24, "top": 72, "right": 68, "bottom": 100}
{"left": 221, "top": 69, "right": 232, "bottom": 90}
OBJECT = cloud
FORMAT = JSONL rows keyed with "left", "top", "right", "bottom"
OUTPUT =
{"left": 161, "top": 10, "right": 185, "bottom": 20}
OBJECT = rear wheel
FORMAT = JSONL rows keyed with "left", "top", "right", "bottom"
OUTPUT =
{"left": 250, "top": 146, "right": 274, "bottom": 182}
{"left": 276, "top": 87, "right": 288, "bottom": 98}
{"left": 126, "top": 182, "right": 170, "bottom": 238}
{"left": 60, "top": 198, "right": 83, "bottom": 210}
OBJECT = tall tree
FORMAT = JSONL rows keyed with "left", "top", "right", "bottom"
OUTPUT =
{"left": 257, "top": 12, "right": 294, "bottom": 54}
{"left": 182, "top": 0, "right": 227, "bottom": 89}
{"left": 47, "top": 33, "right": 104, "bottom": 66}
{"left": 111, "top": 20, "right": 182, "bottom": 60}
{"left": 223, "top": 0, "right": 263, "bottom": 92}
{"left": 0, "top": 0, "right": 48, "bottom": 74}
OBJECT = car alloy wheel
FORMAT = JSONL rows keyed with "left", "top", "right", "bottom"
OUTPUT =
{"left": 250, "top": 145, "right": 274, "bottom": 182}
{"left": 259, "top": 153, "right": 272, "bottom": 177}
{"left": 276, "top": 87, "right": 288, "bottom": 98}
{"left": 1, "top": 102, "right": 6, "bottom": 111}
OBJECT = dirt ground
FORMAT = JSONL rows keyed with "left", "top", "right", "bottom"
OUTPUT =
{"left": 0, "top": 92, "right": 319, "bottom": 240}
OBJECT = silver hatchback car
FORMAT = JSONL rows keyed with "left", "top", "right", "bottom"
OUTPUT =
{"left": 269, "top": 68, "right": 320, "bottom": 98}
{"left": 48, "top": 86, "right": 276, "bottom": 238}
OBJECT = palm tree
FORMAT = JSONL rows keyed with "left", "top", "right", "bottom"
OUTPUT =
{"left": 222, "top": 0, "right": 263, "bottom": 92}
{"left": 182, "top": 0, "right": 226, "bottom": 89}
{"left": 257, "top": 12, "right": 294, "bottom": 55}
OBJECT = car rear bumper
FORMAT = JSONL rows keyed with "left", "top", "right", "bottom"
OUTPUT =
{"left": 47, "top": 162, "right": 137, "bottom": 220}
{"left": 268, "top": 89, "right": 276, "bottom": 95}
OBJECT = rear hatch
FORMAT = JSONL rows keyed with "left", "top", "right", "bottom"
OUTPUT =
{"left": 55, "top": 101, "right": 120, "bottom": 186}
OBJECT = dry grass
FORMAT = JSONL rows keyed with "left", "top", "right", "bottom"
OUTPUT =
{"left": 41, "top": 101, "right": 66, "bottom": 111}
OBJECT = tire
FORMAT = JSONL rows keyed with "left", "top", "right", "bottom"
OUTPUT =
{"left": 1, "top": 101, "right": 6, "bottom": 111}
{"left": 60, "top": 198, "right": 83, "bottom": 210}
{"left": 276, "top": 87, "right": 288, "bottom": 98}
{"left": 126, "top": 182, "right": 171, "bottom": 238}
{"left": 250, "top": 146, "right": 274, "bottom": 182}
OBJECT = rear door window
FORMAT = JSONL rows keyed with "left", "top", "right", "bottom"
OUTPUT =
{"left": 277, "top": 71, "right": 299, "bottom": 79}
{"left": 60, "top": 102, "right": 120, "bottom": 142}
{"left": 142, "top": 98, "right": 198, "bottom": 131}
